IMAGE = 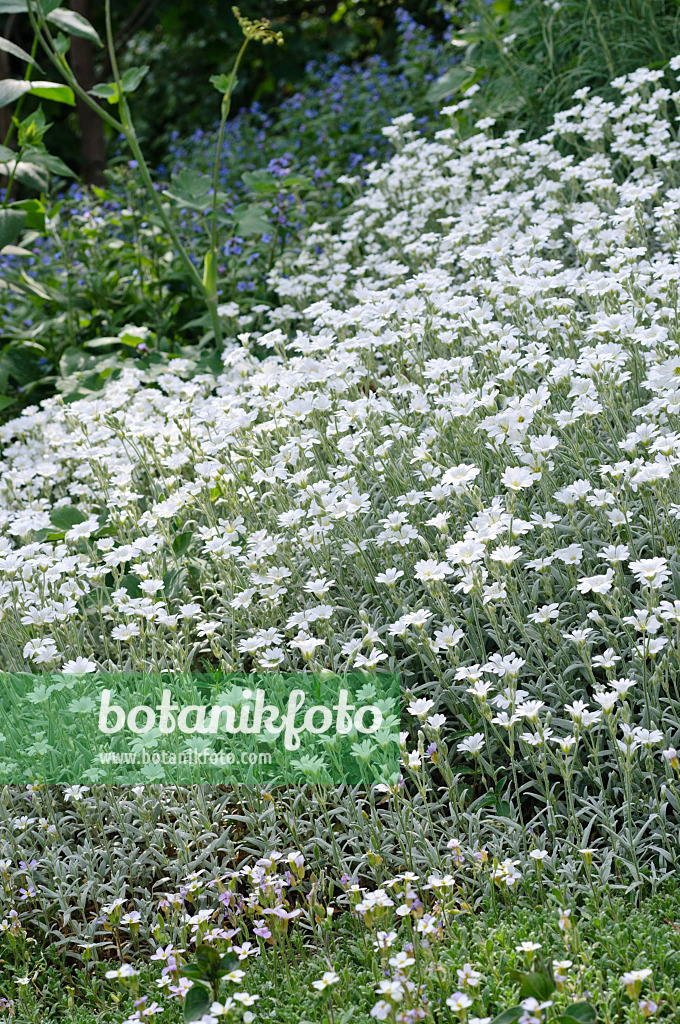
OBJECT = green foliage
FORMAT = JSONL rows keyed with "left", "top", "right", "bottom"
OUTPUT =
{"left": 558, "top": 1004, "right": 598, "bottom": 1024}
{"left": 44, "top": 6, "right": 102, "bottom": 45}
{"left": 431, "top": 0, "right": 680, "bottom": 134}
{"left": 0, "top": 10, "right": 453, "bottom": 413}
{"left": 115, "top": 1, "right": 448, "bottom": 167}
{"left": 0, "top": 79, "right": 74, "bottom": 106}
{"left": 176, "top": 945, "right": 244, "bottom": 1019}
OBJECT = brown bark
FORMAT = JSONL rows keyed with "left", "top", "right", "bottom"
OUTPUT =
{"left": 69, "top": 0, "right": 107, "bottom": 185}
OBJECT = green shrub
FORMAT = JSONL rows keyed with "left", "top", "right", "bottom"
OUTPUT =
{"left": 430, "top": 0, "right": 680, "bottom": 133}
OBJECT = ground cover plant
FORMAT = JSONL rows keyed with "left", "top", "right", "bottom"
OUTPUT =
{"left": 428, "top": 0, "right": 680, "bottom": 129}
{"left": 2, "top": 3, "right": 680, "bottom": 1023}
{"left": 0, "top": 7, "right": 455, "bottom": 412}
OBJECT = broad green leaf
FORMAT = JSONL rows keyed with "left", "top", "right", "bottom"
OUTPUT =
{"left": 28, "top": 81, "right": 73, "bottom": 103}
{"left": 484, "top": 76, "right": 526, "bottom": 116}
{"left": 232, "top": 203, "right": 269, "bottom": 236}
{"left": 162, "top": 167, "right": 212, "bottom": 210}
{"left": 0, "top": 209, "right": 26, "bottom": 248}
{"left": 490, "top": 1009, "right": 523, "bottom": 1024}
{"left": 39, "top": 0, "right": 64, "bottom": 13}
{"left": 0, "top": 244, "right": 33, "bottom": 256}
{"left": 118, "top": 575, "right": 141, "bottom": 599}
{"left": 281, "top": 173, "right": 309, "bottom": 189}
{"left": 89, "top": 81, "right": 119, "bottom": 104}
{"left": 0, "top": 37, "right": 40, "bottom": 66}
{"left": 242, "top": 168, "right": 276, "bottom": 187}
{"left": 0, "top": 2, "right": 28, "bottom": 12}
{"left": 178, "top": 963, "right": 204, "bottom": 981}
{"left": 0, "top": 80, "right": 75, "bottom": 107}
{"left": 163, "top": 567, "right": 187, "bottom": 601}
{"left": 426, "top": 63, "right": 477, "bottom": 104}
{"left": 46, "top": 7, "right": 102, "bottom": 45}
{"left": 83, "top": 337, "right": 122, "bottom": 350}
{"left": 242, "top": 168, "right": 279, "bottom": 195}
{"left": 118, "top": 333, "right": 145, "bottom": 348}
{"left": 171, "top": 531, "right": 193, "bottom": 557}
{"left": 49, "top": 506, "right": 87, "bottom": 531}
{"left": 183, "top": 983, "right": 211, "bottom": 1023}
{"left": 12, "top": 197, "right": 46, "bottom": 230}
{"left": 195, "top": 944, "right": 221, "bottom": 976}
{"left": 20, "top": 146, "right": 75, "bottom": 178}
{"left": 120, "top": 64, "right": 149, "bottom": 94}
{"left": 0, "top": 159, "right": 48, "bottom": 190}
{"left": 0, "top": 80, "right": 30, "bottom": 108}
{"left": 558, "top": 1003, "right": 598, "bottom": 1024}
{"left": 217, "top": 954, "right": 239, "bottom": 977}
{"left": 210, "top": 72, "right": 230, "bottom": 93}
{"left": 172, "top": 167, "right": 211, "bottom": 196}
{"left": 59, "top": 346, "right": 86, "bottom": 376}
{"left": 0, "top": 396, "right": 16, "bottom": 411}
{"left": 511, "top": 971, "right": 556, "bottom": 1003}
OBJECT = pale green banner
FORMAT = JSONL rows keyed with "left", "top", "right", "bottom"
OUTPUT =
{"left": 0, "top": 671, "right": 400, "bottom": 786}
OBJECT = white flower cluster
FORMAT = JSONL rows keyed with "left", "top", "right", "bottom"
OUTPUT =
{"left": 1, "top": 62, "right": 680, "bottom": 846}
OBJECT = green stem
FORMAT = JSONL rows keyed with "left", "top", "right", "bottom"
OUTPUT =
{"left": 26, "top": 0, "right": 124, "bottom": 136}
{"left": 2, "top": 35, "right": 39, "bottom": 150}
{"left": 202, "top": 37, "right": 250, "bottom": 348}
{"left": 101, "top": 0, "right": 211, "bottom": 330}
{"left": 210, "top": 38, "right": 249, "bottom": 259}
{"left": 1, "top": 153, "right": 22, "bottom": 209}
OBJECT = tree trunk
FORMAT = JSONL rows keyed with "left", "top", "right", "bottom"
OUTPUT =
{"left": 69, "top": 0, "right": 107, "bottom": 185}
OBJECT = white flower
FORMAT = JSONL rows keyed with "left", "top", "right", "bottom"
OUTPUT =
{"left": 629, "top": 557, "right": 670, "bottom": 588}
{"left": 105, "top": 964, "right": 139, "bottom": 979}
{"left": 577, "top": 569, "right": 614, "bottom": 594}
{"left": 62, "top": 657, "right": 97, "bottom": 674}
{"left": 621, "top": 968, "right": 653, "bottom": 988}
{"left": 312, "top": 971, "right": 339, "bottom": 990}
{"left": 501, "top": 466, "right": 536, "bottom": 491}
{"left": 370, "top": 1001, "right": 392, "bottom": 1020}
{"left": 375, "top": 568, "right": 404, "bottom": 585}
{"left": 111, "top": 624, "right": 141, "bottom": 641}
{"left": 441, "top": 464, "right": 479, "bottom": 490}
{"left": 407, "top": 698, "right": 435, "bottom": 720}
{"left": 446, "top": 991, "right": 473, "bottom": 1012}
{"left": 457, "top": 733, "right": 485, "bottom": 755}
{"left": 63, "top": 785, "right": 90, "bottom": 803}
